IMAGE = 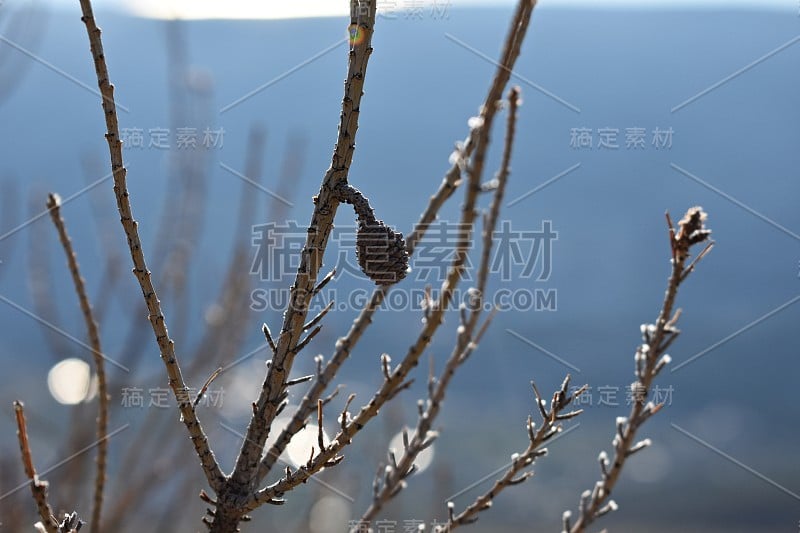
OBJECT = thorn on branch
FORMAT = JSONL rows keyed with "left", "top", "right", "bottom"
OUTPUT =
{"left": 199, "top": 490, "right": 216, "bottom": 505}
{"left": 598, "top": 451, "right": 610, "bottom": 479}
{"left": 626, "top": 438, "right": 652, "bottom": 458}
{"left": 386, "top": 378, "right": 414, "bottom": 402}
{"left": 304, "top": 300, "right": 334, "bottom": 332}
{"left": 507, "top": 471, "right": 533, "bottom": 485}
{"left": 530, "top": 380, "right": 548, "bottom": 421}
{"left": 653, "top": 354, "right": 672, "bottom": 376}
{"left": 317, "top": 399, "right": 325, "bottom": 450}
{"left": 194, "top": 367, "right": 223, "bottom": 407}
{"left": 262, "top": 323, "right": 276, "bottom": 353}
{"left": 294, "top": 325, "right": 322, "bottom": 355}
{"left": 312, "top": 268, "right": 336, "bottom": 296}
{"left": 285, "top": 374, "right": 314, "bottom": 388}
{"left": 681, "top": 241, "right": 714, "bottom": 282}
{"left": 322, "top": 384, "right": 343, "bottom": 406}
{"left": 595, "top": 500, "right": 618, "bottom": 518}
{"left": 615, "top": 417, "right": 627, "bottom": 444}
{"left": 562, "top": 510, "right": 572, "bottom": 533}
{"left": 324, "top": 454, "right": 345, "bottom": 468}
{"left": 420, "top": 430, "right": 438, "bottom": 451}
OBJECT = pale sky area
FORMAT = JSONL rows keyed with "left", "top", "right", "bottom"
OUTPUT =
{"left": 33, "top": 0, "right": 798, "bottom": 20}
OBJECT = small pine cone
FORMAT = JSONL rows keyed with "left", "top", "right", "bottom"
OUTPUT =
{"left": 356, "top": 221, "right": 408, "bottom": 285}
{"left": 333, "top": 181, "right": 409, "bottom": 285}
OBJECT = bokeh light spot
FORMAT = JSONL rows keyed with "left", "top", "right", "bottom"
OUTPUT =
{"left": 47, "top": 358, "right": 92, "bottom": 405}
{"left": 389, "top": 429, "right": 435, "bottom": 474}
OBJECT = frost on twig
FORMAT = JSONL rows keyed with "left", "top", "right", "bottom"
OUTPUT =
{"left": 439, "top": 376, "right": 587, "bottom": 530}
{"left": 355, "top": 85, "right": 523, "bottom": 528}
{"left": 565, "top": 207, "right": 712, "bottom": 533}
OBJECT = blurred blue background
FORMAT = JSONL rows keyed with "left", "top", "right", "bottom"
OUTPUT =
{"left": 0, "top": 1, "right": 798, "bottom": 531}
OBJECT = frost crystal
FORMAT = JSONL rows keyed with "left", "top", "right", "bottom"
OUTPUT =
{"left": 468, "top": 116, "right": 484, "bottom": 129}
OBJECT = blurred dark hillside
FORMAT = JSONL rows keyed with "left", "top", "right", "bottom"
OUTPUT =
{"left": 0, "top": 4, "right": 798, "bottom": 531}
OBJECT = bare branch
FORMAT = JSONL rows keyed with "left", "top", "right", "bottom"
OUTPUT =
{"left": 441, "top": 375, "right": 586, "bottom": 530}
{"left": 467, "top": 85, "right": 521, "bottom": 334}
{"left": 567, "top": 207, "right": 712, "bottom": 532}
{"left": 46, "top": 193, "right": 109, "bottom": 533}
{"left": 77, "top": 0, "right": 225, "bottom": 491}
{"left": 357, "top": 310, "right": 496, "bottom": 526}
{"left": 14, "top": 401, "right": 60, "bottom": 533}
{"left": 303, "top": 300, "right": 335, "bottom": 332}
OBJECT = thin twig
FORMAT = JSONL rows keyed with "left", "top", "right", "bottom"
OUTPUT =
{"left": 77, "top": 0, "right": 225, "bottom": 491}
{"left": 303, "top": 300, "right": 335, "bottom": 332}
{"left": 567, "top": 207, "right": 712, "bottom": 532}
{"left": 194, "top": 367, "right": 224, "bottom": 408}
{"left": 442, "top": 377, "right": 586, "bottom": 530}
{"left": 406, "top": 0, "right": 533, "bottom": 254}
{"left": 354, "top": 22, "right": 531, "bottom": 525}
{"left": 357, "top": 84, "right": 522, "bottom": 525}
{"left": 46, "top": 193, "right": 109, "bottom": 533}
{"left": 467, "top": 86, "right": 520, "bottom": 333}
{"left": 13, "top": 401, "right": 59, "bottom": 533}
{"left": 257, "top": 287, "right": 386, "bottom": 478}
{"left": 357, "top": 311, "right": 497, "bottom": 526}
